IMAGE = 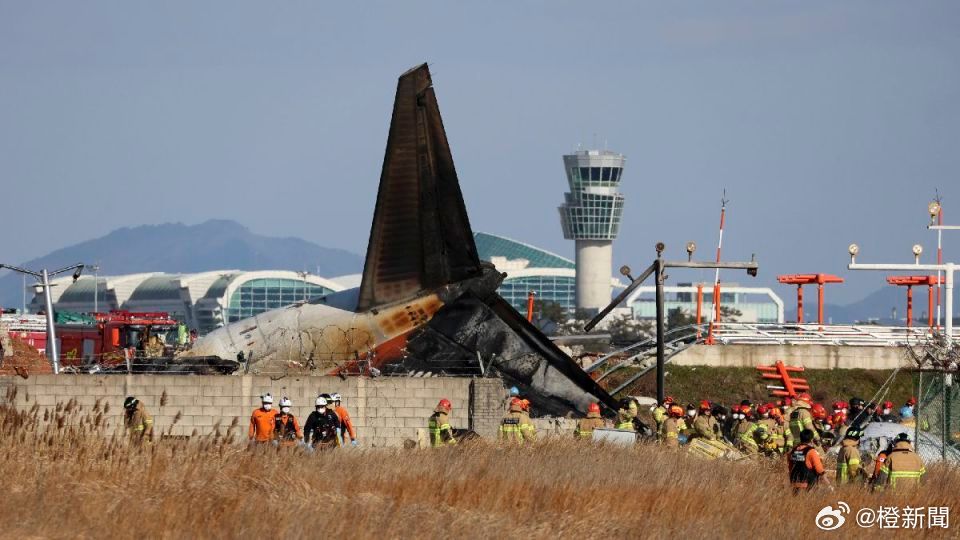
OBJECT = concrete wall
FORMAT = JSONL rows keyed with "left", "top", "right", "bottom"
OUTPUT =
{"left": 671, "top": 344, "right": 908, "bottom": 370}
{"left": 0, "top": 374, "right": 512, "bottom": 447}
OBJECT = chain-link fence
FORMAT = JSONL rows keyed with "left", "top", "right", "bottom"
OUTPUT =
{"left": 915, "top": 371, "right": 960, "bottom": 461}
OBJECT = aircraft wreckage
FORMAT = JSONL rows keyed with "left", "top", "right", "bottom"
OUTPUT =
{"left": 181, "top": 63, "right": 616, "bottom": 414}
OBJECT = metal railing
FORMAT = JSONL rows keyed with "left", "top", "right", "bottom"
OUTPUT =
{"left": 709, "top": 322, "right": 959, "bottom": 346}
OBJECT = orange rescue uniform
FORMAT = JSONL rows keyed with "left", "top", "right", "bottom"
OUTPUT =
{"left": 249, "top": 408, "right": 278, "bottom": 442}
{"left": 335, "top": 405, "right": 356, "bottom": 441}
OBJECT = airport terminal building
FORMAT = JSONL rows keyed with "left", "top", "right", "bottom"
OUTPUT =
{"left": 31, "top": 271, "right": 344, "bottom": 334}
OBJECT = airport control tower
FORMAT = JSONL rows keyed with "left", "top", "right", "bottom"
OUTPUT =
{"left": 558, "top": 150, "right": 626, "bottom": 314}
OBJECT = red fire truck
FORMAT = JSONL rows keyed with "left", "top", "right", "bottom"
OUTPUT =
{"left": 57, "top": 311, "right": 180, "bottom": 368}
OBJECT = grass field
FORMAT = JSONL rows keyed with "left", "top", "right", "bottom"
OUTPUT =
{"left": 2, "top": 400, "right": 957, "bottom": 539}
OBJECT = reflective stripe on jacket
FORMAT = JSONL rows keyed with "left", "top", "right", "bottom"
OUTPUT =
{"left": 428, "top": 411, "right": 456, "bottom": 447}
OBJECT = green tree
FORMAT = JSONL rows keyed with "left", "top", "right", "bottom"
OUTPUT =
{"left": 718, "top": 306, "right": 742, "bottom": 323}
{"left": 667, "top": 307, "right": 695, "bottom": 330}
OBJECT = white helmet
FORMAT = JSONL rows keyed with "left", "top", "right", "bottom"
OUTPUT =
{"left": 315, "top": 396, "right": 328, "bottom": 407}
{"left": 279, "top": 397, "right": 292, "bottom": 408}
{"left": 261, "top": 393, "right": 273, "bottom": 404}
{"left": 331, "top": 393, "right": 342, "bottom": 403}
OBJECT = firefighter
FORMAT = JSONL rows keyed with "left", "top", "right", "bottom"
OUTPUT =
{"left": 877, "top": 400, "right": 899, "bottom": 423}
{"left": 249, "top": 393, "right": 278, "bottom": 445}
{"left": 681, "top": 404, "right": 698, "bottom": 437}
{"left": 123, "top": 396, "right": 154, "bottom": 443}
{"left": 692, "top": 400, "right": 718, "bottom": 441}
{"left": 574, "top": 402, "right": 605, "bottom": 440}
{"left": 274, "top": 397, "right": 301, "bottom": 448}
{"left": 847, "top": 397, "right": 868, "bottom": 429}
{"left": 651, "top": 396, "right": 674, "bottom": 433}
{"left": 868, "top": 441, "right": 893, "bottom": 487}
{"left": 711, "top": 404, "right": 729, "bottom": 442}
{"left": 788, "top": 429, "right": 827, "bottom": 493}
{"left": 331, "top": 393, "right": 358, "bottom": 446}
{"left": 738, "top": 414, "right": 768, "bottom": 456}
{"left": 757, "top": 404, "right": 785, "bottom": 455}
{"left": 519, "top": 399, "right": 537, "bottom": 442}
{"left": 810, "top": 403, "right": 830, "bottom": 439}
{"left": 723, "top": 404, "right": 742, "bottom": 443}
{"left": 836, "top": 428, "right": 863, "bottom": 485}
{"left": 144, "top": 334, "right": 165, "bottom": 358}
{"left": 874, "top": 433, "right": 925, "bottom": 489}
{"left": 428, "top": 398, "right": 457, "bottom": 447}
{"left": 616, "top": 398, "right": 639, "bottom": 431}
{"left": 735, "top": 404, "right": 756, "bottom": 445}
{"left": 500, "top": 397, "right": 535, "bottom": 444}
{"left": 788, "top": 393, "right": 820, "bottom": 446}
{"left": 304, "top": 396, "right": 340, "bottom": 449}
{"left": 659, "top": 405, "right": 685, "bottom": 448}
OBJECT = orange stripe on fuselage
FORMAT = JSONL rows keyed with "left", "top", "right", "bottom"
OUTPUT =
{"left": 329, "top": 294, "right": 444, "bottom": 375}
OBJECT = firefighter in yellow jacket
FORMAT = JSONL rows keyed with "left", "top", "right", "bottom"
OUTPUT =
{"left": 757, "top": 404, "right": 785, "bottom": 455}
{"left": 616, "top": 398, "right": 639, "bottom": 431}
{"left": 575, "top": 402, "right": 605, "bottom": 440}
{"left": 788, "top": 393, "right": 820, "bottom": 445}
{"left": 500, "top": 397, "right": 535, "bottom": 443}
{"left": 659, "top": 405, "right": 686, "bottom": 448}
{"left": 123, "top": 396, "right": 154, "bottom": 443}
{"left": 836, "top": 428, "right": 863, "bottom": 484}
{"left": 875, "top": 433, "right": 925, "bottom": 489}
{"left": 692, "top": 400, "right": 719, "bottom": 440}
{"left": 651, "top": 396, "right": 674, "bottom": 433}
{"left": 428, "top": 398, "right": 457, "bottom": 447}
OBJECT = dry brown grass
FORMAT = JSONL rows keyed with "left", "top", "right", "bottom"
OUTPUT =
{"left": 1, "top": 401, "right": 958, "bottom": 539}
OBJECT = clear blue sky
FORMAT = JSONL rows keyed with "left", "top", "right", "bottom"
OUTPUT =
{"left": 1, "top": 1, "right": 958, "bottom": 303}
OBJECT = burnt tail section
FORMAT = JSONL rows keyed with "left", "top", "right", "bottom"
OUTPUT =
{"left": 357, "top": 63, "right": 481, "bottom": 311}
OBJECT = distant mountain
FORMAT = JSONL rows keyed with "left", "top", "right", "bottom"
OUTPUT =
{"left": 0, "top": 220, "right": 363, "bottom": 307}
{"left": 787, "top": 284, "right": 958, "bottom": 325}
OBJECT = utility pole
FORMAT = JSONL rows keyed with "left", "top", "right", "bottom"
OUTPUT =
{"left": 585, "top": 242, "right": 759, "bottom": 403}
{"left": 0, "top": 262, "right": 85, "bottom": 374}
{"left": 92, "top": 264, "right": 101, "bottom": 314}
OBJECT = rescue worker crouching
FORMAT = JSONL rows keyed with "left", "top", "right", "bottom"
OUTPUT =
{"left": 274, "top": 397, "right": 302, "bottom": 448}
{"left": 575, "top": 402, "right": 605, "bottom": 440}
{"left": 428, "top": 398, "right": 457, "bottom": 447}
{"left": 123, "top": 396, "right": 154, "bottom": 443}
{"left": 738, "top": 410, "right": 769, "bottom": 456}
{"left": 304, "top": 396, "right": 341, "bottom": 450}
{"left": 500, "top": 397, "right": 536, "bottom": 444}
{"left": 249, "top": 393, "right": 278, "bottom": 445}
{"left": 874, "top": 433, "right": 925, "bottom": 490}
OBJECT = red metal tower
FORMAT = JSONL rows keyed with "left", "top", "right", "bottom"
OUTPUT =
{"left": 777, "top": 273, "right": 844, "bottom": 326}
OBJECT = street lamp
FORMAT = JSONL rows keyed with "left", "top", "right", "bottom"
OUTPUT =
{"left": 585, "top": 243, "right": 759, "bottom": 403}
{"left": 91, "top": 264, "right": 101, "bottom": 314}
{"left": 928, "top": 200, "right": 960, "bottom": 328}
{"left": 0, "top": 262, "right": 85, "bottom": 374}
{"left": 846, "top": 245, "right": 954, "bottom": 347}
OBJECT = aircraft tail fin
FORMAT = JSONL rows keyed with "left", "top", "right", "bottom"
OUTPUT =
{"left": 357, "top": 63, "right": 481, "bottom": 312}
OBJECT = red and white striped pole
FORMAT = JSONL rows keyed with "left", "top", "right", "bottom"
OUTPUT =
{"left": 706, "top": 192, "right": 727, "bottom": 344}
{"left": 937, "top": 202, "right": 943, "bottom": 329}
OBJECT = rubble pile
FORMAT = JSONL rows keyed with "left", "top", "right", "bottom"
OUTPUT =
{"left": 0, "top": 336, "right": 52, "bottom": 376}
